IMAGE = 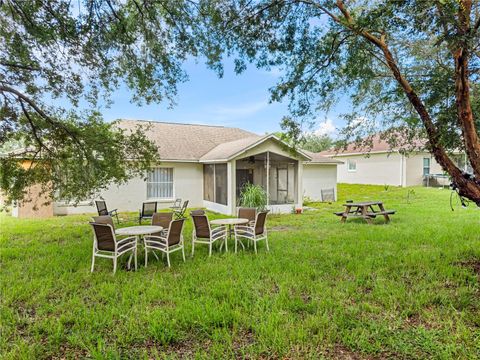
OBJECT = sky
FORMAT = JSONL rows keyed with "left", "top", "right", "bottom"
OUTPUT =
{"left": 99, "top": 58, "right": 347, "bottom": 137}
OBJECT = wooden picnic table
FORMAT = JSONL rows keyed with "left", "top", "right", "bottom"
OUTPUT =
{"left": 334, "top": 201, "right": 395, "bottom": 224}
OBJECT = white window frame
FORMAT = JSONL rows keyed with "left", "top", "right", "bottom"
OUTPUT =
{"left": 147, "top": 167, "right": 175, "bottom": 200}
{"left": 347, "top": 159, "right": 357, "bottom": 172}
{"left": 423, "top": 157, "right": 431, "bottom": 176}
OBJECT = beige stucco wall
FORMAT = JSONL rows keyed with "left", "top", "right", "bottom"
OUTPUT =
{"left": 405, "top": 153, "right": 444, "bottom": 186}
{"left": 333, "top": 152, "right": 404, "bottom": 186}
{"left": 54, "top": 162, "right": 204, "bottom": 215}
{"left": 13, "top": 183, "right": 54, "bottom": 218}
{"left": 302, "top": 164, "right": 338, "bottom": 201}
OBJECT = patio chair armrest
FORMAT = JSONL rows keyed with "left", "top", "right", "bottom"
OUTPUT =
{"left": 211, "top": 225, "right": 227, "bottom": 233}
{"left": 144, "top": 235, "right": 167, "bottom": 241}
{"left": 211, "top": 226, "right": 227, "bottom": 239}
{"left": 116, "top": 236, "right": 136, "bottom": 246}
{"left": 234, "top": 225, "right": 254, "bottom": 232}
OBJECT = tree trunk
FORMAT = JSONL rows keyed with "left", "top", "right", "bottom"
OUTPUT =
{"left": 454, "top": 0, "right": 480, "bottom": 179}
{"left": 332, "top": 0, "right": 480, "bottom": 206}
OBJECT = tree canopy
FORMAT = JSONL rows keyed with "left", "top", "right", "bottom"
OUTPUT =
{"left": 0, "top": 0, "right": 207, "bottom": 205}
{"left": 200, "top": 0, "right": 480, "bottom": 204}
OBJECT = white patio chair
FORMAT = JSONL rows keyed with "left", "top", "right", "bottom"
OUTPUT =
{"left": 144, "top": 218, "right": 186, "bottom": 268}
{"left": 89, "top": 222, "right": 137, "bottom": 274}
{"left": 190, "top": 212, "right": 227, "bottom": 257}
{"left": 234, "top": 211, "right": 269, "bottom": 254}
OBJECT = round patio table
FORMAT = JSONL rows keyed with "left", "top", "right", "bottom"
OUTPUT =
{"left": 115, "top": 225, "right": 163, "bottom": 267}
{"left": 115, "top": 225, "right": 163, "bottom": 236}
{"left": 210, "top": 218, "right": 249, "bottom": 252}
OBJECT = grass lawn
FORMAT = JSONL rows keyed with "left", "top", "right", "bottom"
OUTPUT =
{"left": 1, "top": 184, "right": 479, "bottom": 359}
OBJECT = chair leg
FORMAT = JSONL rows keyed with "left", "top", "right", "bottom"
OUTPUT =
{"left": 134, "top": 248, "right": 137, "bottom": 271}
{"left": 209, "top": 242, "right": 212, "bottom": 257}
{"left": 166, "top": 252, "right": 171, "bottom": 267}
{"left": 182, "top": 246, "right": 186, "bottom": 262}
{"left": 145, "top": 247, "right": 148, "bottom": 267}
{"left": 265, "top": 236, "right": 269, "bottom": 252}
{"left": 113, "top": 257, "right": 117, "bottom": 274}
{"left": 254, "top": 240, "right": 257, "bottom": 254}
{"left": 235, "top": 236, "right": 238, "bottom": 253}
{"left": 191, "top": 240, "right": 195, "bottom": 257}
{"left": 91, "top": 255, "right": 95, "bottom": 273}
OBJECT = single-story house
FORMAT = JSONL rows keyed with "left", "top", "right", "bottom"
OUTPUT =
{"left": 320, "top": 134, "right": 470, "bottom": 187}
{"left": 11, "top": 120, "right": 342, "bottom": 218}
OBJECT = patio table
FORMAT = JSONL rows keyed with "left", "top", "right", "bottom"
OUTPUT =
{"left": 335, "top": 201, "right": 395, "bottom": 224}
{"left": 210, "top": 218, "right": 249, "bottom": 252}
{"left": 116, "top": 225, "right": 163, "bottom": 266}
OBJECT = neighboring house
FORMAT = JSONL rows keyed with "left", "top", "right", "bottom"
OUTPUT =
{"left": 11, "top": 120, "right": 341, "bottom": 218}
{"left": 321, "top": 134, "right": 470, "bottom": 187}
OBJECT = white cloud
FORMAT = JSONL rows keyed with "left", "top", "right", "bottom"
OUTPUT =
{"left": 313, "top": 119, "right": 336, "bottom": 136}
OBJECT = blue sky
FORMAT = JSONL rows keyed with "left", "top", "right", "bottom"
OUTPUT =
{"left": 100, "top": 58, "right": 347, "bottom": 137}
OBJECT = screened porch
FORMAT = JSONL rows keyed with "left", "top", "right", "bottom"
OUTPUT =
{"left": 235, "top": 152, "right": 298, "bottom": 206}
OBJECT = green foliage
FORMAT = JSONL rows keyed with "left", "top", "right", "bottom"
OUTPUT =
{"left": 0, "top": 1, "right": 205, "bottom": 203}
{"left": 301, "top": 133, "right": 333, "bottom": 153}
{"left": 239, "top": 183, "right": 268, "bottom": 210}
{"left": 1, "top": 184, "right": 480, "bottom": 358}
{"left": 199, "top": 1, "right": 479, "bottom": 152}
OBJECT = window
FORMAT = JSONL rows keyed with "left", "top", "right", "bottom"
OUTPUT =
{"left": 147, "top": 168, "right": 174, "bottom": 199}
{"left": 215, "top": 164, "right": 228, "bottom": 205}
{"left": 423, "top": 158, "right": 430, "bottom": 176}
{"left": 347, "top": 159, "right": 357, "bottom": 172}
{"left": 203, "top": 164, "right": 228, "bottom": 205}
{"left": 203, "top": 164, "right": 214, "bottom": 202}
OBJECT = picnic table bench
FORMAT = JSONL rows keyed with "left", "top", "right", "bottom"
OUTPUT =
{"left": 334, "top": 201, "right": 395, "bottom": 224}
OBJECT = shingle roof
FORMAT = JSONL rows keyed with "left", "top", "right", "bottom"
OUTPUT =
{"left": 320, "top": 133, "right": 426, "bottom": 156}
{"left": 116, "top": 120, "right": 339, "bottom": 165}
{"left": 200, "top": 136, "right": 262, "bottom": 161}
{"left": 116, "top": 119, "right": 257, "bottom": 161}
{"left": 303, "top": 151, "right": 344, "bottom": 164}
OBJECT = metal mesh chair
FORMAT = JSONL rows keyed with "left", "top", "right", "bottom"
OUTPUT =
{"left": 139, "top": 201, "right": 157, "bottom": 224}
{"left": 234, "top": 211, "right": 269, "bottom": 253}
{"left": 144, "top": 218, "right": 186, "bottom": 267}
{"left": 95, "top": 200, "right": 119, "bottom": 223}
{"left": 174, "top": 200, "right": 189, "bottom": 219}
{"left": 190, "top": 212, "right": 227, "bottom": 257}
{"left": 89, "top": 222, "right": 137, "bottom": 273}
{"left": 238, "top": 207, "right": 256, "bottom": 226}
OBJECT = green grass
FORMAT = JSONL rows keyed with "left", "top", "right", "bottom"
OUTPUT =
{"left": 1, "top": 184, "right": 479, "bottom": 359}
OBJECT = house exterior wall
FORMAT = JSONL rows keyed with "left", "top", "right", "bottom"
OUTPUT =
{"left": 405, "top": 153, "right": 444, "bottom": 186}
{"left": 333, "top": 152, "right": 404, "bottom": 186}
{"left": 302, "top": 164, "right": 338, "bottom": 201}
{"left": 54, "top": 162, "right": 204, "bottom": 215}
{"left": 13, "top": 183, "right": 54, "bottom": 218}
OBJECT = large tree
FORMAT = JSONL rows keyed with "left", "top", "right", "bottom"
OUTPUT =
{"left": 0, "top": 0, "right": 205, "bottom": 205}
{"left": 200, "top": 0, "right": 480, "bottom": 205}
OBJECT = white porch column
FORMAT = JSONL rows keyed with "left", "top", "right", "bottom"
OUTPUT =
{"left": 266, "top": 151, "right": 270, "bottom": 206}
{"left": 297, "top": 160, "right": 303, "bottom": 208}
{"left": 228, "top": 160, "right": 235, "bottom": 215}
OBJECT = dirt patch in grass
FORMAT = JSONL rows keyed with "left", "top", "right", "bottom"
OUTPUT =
{"left": 457, "top": 259, "right": 480, "bottom": 276}
{"left": 51, "top": 344, "right": 89, "bottom": 359}
{"left": 133, "top": 337, "right": 211, "bottom": 359}
{"left": 232, "top": 328, "right": 256, "bottom": 356}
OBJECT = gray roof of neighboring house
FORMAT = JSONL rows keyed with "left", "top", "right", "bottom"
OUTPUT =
{"left": 116, "top": 119, "right": 339, "bottom": 164}
{"left": 303, "top": 151, "right": 343, "bottom": 164}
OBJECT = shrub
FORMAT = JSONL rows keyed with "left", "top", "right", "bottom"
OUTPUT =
{"left": 239, "top": 183, "right": 268, "bottom": 211}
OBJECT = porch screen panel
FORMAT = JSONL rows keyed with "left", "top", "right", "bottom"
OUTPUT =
{"left": 203, "top": 164, "right": 214, "bottom": 201}
{"left": 147, "top": 168, "right": 173, "bottom": 199}
{"left": 215, "top": 164, "right": 228, "bottom": 205}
